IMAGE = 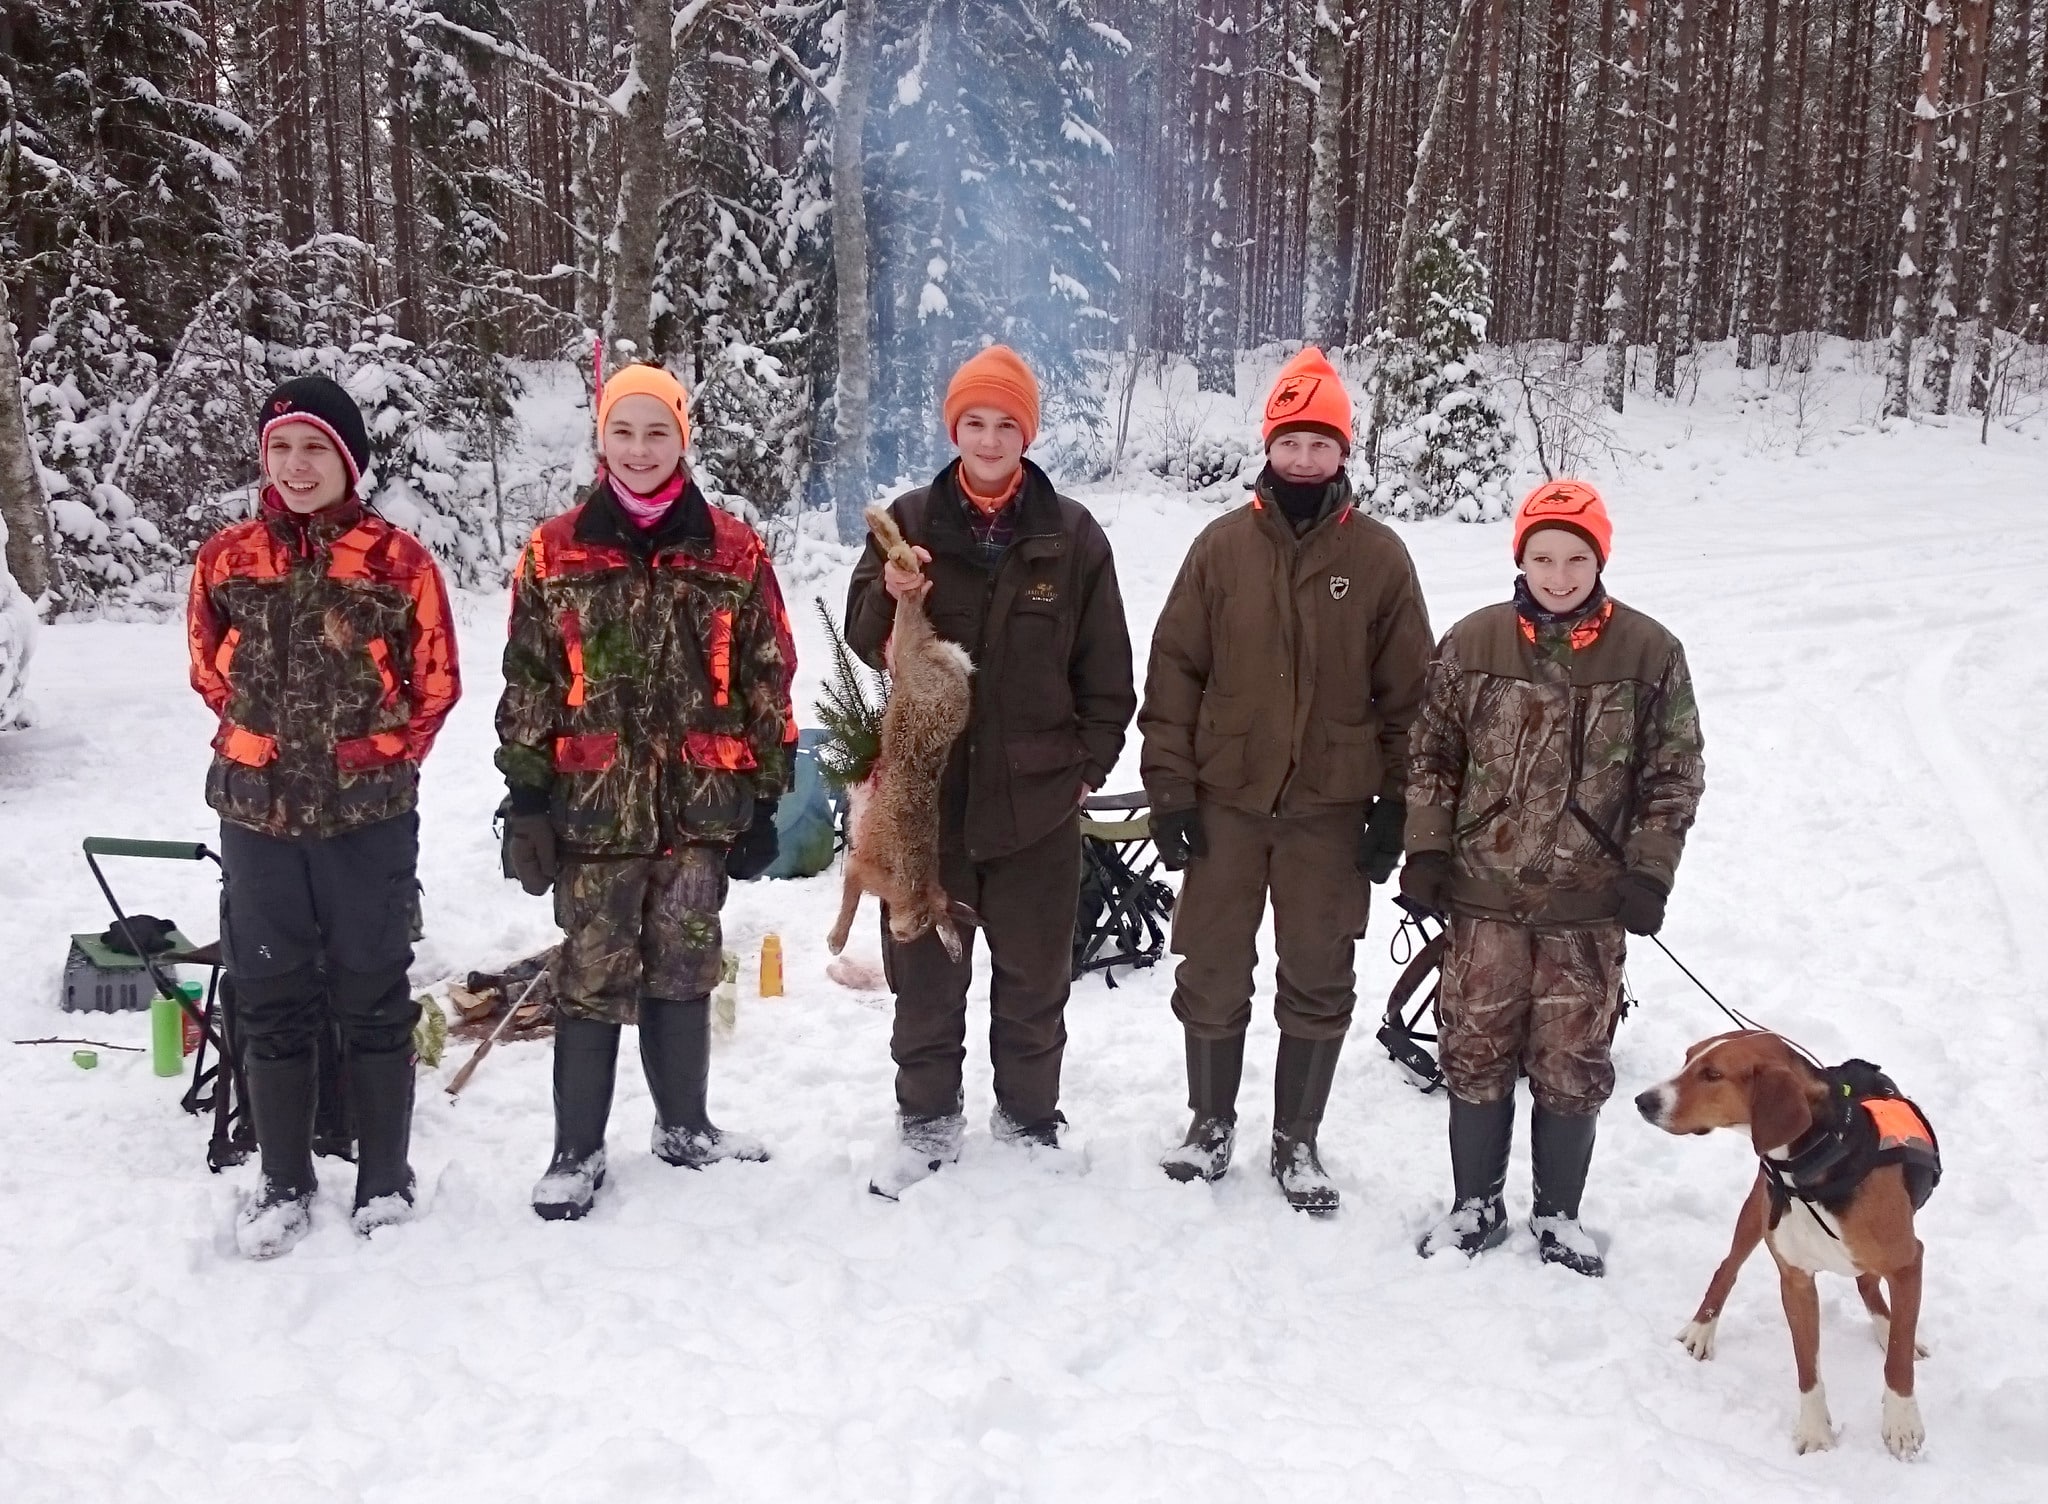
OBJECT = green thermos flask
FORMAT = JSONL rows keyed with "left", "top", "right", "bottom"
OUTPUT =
{"left": 151, "top": 984, "right": 188, "bottom": 1077}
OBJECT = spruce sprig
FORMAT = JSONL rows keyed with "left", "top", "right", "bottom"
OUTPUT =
{"left": 812, "top": 596, "right": 888, "bottom": 789}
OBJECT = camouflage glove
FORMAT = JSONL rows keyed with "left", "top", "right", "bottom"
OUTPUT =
{"left": 1398, "top": 850, "right": 1454, "bottom": 917}
{"left": 726, "top": 797, "right": 781, "bottom": 881}
{"left": 505, "top": 812, "right": 559, "bottom": 897}
{"left": 1151, "top": 807, "right": 1207, "bottom": 872}
{"left": 1615, "top": 871, "right": 1669, "bottom": 936}
{"left": 1357, "top": 796, "right": 1407, "bottom": 883}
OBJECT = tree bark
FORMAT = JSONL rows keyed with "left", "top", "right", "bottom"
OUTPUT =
{"left": 1653, "top": 1, "right": 1695, "bottom": 397}
{"left": 830, "top": 0, "right": 877, "bottom": 541}
{"left": 602, "top": 0, "right": 677, "bottom": 364}
{"left": 1925, "top": 0, "right": 1991, "bottom": 412}
{"left": 1883, "top": 3, "right": 1950, "bottom": 419}
{"left": 1732, "top": 0, "right": 1780, "bottom": 367}
{"left": 1969, "top": 0, "right": 2033, "bottom": 411}
{"left": 1301, "top": 0, "right": 1351, "bottom": 349}
{"left": 1603, "top": 0, "right": 1652, "bottom": 413}
{"left": 1568, "top": 0, "right": 1620, "bottom": 359}
{"left": 0, "top": 273, "right": 52, "bottom": 604}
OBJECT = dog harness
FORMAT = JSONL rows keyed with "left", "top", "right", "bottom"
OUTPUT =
{"left": 1761, "top": 1059, "right": 1941, "bottom": 1235}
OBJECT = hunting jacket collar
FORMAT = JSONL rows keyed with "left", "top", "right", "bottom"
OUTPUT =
{"left": 574, "top": 473, "right": 716, "bottom": 558}
{"left": 925, "top": 457, "right": 1065, "bottom": 568}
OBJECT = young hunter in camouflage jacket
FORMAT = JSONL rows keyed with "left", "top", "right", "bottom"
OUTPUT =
{"left": 187, "top": 375, "right": 461, "bottom": 1260}
{"left": 496, "top": 363, "right": 797, "bottom": 1223}
{"left": 1406, "top": 480, "right": 1704, "bottom": 1277}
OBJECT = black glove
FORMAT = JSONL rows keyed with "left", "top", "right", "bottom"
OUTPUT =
{"left": 1398, "top": 850, "right": 1454, "bottom": 916}
{"left": 504, "top": 812, "right": 559, "bottom": 897}
{"left": 1615, "top": 871, "right": 1669, "bottom": 936}
{"left": 1357, "top": 796, "right": 1406, "bottom": 883}
{"left": 726, "top": 797, "right": 781, "bottom": 881}
{"left": 1151, "top": 807, "right": 1207, "bottom": 872}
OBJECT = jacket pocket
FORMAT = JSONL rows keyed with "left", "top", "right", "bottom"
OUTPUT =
{"left": 337, "top": 731, "right": 410, "bottom": 773}
{"left": 1193, "top": 692, "right": 1252, "bottom": 791}
{"left": 1300, "top": 718, "right": 1381, "bottom": 803}
{"left": 1003, "top": 600, "right": 1073, "bottom": 731}
{"left": 552, "top": 731, "right": 619, "bottom": 774}
{"left": 1005, "top": 729, "right": 1084, "bottom": 776}
{"left": 214, "top": 721, "right": 279, "bottom": 767}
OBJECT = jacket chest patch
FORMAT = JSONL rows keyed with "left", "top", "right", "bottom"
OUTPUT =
{"left": 1329, "top": 575, "right": 1350, "bottom": 601}
{"left": 1026, "top": 580, "right": 1059, "bottom": 604}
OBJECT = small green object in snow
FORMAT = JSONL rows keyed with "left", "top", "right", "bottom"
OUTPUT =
{"left": 73, "top": 1050, "right": 98, "bottom": 1070}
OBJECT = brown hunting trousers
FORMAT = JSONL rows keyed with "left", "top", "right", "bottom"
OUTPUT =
{"left": 1167, "top": 800, "right": 1371, "bottom": 1043}
{"left": 882, "top": 815, "right": 1082, "bottom": 1126}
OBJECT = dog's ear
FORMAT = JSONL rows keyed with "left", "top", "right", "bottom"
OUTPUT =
{"left": 1748, "top": 1064, "right": 1814, "bottom": 1154}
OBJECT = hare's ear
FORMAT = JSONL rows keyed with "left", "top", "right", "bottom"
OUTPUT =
{"left": 1748, "top": 1065, "right": 1814, "bottom": 1155}
{"left": 947, "top": 900, "right": 982, "bottom": 927}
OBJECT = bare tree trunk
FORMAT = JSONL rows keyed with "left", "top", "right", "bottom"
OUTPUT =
{"left": 570, "top": 0, "right": 606, "bottom": 336}
{"left": 1192, "top": 0, "right": 1246, "bottom": 392}
{"left": 1883, "top": 3, "right": 1950, "bottom": 419}
{"left": 1765, "top": 0, "right": 1809, "bottom": 364}
{"left": 602, "top": 0, "right": 677, "bottom": 364}
{"left": 0, "top": 273, "right": 51, "bottom": 605}
{"left": 1302, "top": 0, "right": 1351, "bottom": 349}
{"left": 1926, "top": 0, "right": 1991, "bottom": 413}
{"left": 831, "top": 0, "right": 877, "bottom": 541}
{"left": 1604, "top": 0, "right": 1652, "bottom": 413}
{"left": 1653, "top": 1, "right": 1695, "bottom": 397}
{"left": 1568, "top": 0, "right": 1619, "bottom": 360}
{"left": 1969, "top": 0, "right": 2032, "bottom": 411}
{"left": 1732, "top": 0, "right": 1780, "bottom": 367}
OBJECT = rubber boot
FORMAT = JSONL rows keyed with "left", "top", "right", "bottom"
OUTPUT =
{"left": 1269, "top": 1033, "right": 1343, "bottom": 1214}
{"left": 639, "top": 995, "right": 769, "bottom": 1168}
{"left": 348, "top": 1045, "right": 418, "bottom": 1237}
{"left": 1161, "top": 1030, "right": 1244, "bottom": 1184}
{"left": 1531, "top": 1105, "right": 1605, "bottom": 1277}
{"left": 532, "top": 1014, "right": 620, "bottom": 1221}
{"left": 1417, "top": 1093, "right": 1515, "bottom": 1258}
{"left": 236, "top": 1050, "right": 319, "bottom": 1260}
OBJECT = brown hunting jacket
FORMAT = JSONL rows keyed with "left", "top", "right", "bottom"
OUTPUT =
{"left": 845, "top": 459, "right": 1135, "bottom": 863}
{"left": 187, "top": 494, "right": 461, "bottom": 839}
{"left": 1139, "top": 472, "right": 1434, "bottom": 819}
{"left": 1406, "top": 588, "right": 1706, "bottom": 925}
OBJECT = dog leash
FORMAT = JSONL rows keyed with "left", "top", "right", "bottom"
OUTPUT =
{"left": 1646, "top": 934, "right": 1827, "bottom": 1071}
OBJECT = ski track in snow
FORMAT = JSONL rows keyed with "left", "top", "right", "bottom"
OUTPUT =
{"left": 2, "top": 393, "right": 2046, "bottom": 1500}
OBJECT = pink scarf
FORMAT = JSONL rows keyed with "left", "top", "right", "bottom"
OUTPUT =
{"left": 602, "top": 466, "right": 687, "bottom": 529}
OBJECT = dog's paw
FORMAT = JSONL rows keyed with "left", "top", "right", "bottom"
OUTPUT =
{"left": 1792, "top": 1386, "right": 1836, "bottom": 1455}
{"left": 1881, "top": 1390, "right": 1925, "bottom": 1459}
{"left": 1675, "top": 1318, "right": 1718, "bottom": 1361}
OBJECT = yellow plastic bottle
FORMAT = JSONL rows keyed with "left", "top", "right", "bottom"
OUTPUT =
{"left": 759, "top": 934, "right": 784, "bottom": 998}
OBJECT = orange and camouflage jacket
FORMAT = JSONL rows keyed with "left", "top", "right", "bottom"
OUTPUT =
{"left": 186, "top": 493, "right": 461, "bottom": 839}
{"left": 1406, "top": 586, "right": 1705, "bottom": 925}
{"left": 494, "top": 479, "right": 797, "bottom": 857}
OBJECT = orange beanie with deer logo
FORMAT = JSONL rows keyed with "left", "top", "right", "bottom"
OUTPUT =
{"left": 1513, "top": 479, "right": 1613, "bottom": 565}
{"left": 1262, "top": 346, "right": 1354, "bottom": 453}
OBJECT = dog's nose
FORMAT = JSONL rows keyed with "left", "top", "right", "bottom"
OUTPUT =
{"left": 1633, "top": 1088, "right": 1664, "bottom": 1122}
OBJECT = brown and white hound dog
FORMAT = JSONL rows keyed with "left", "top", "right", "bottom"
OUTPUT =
{"left": 1636, "top": 1030, "right": 1939, "bottom": 1459}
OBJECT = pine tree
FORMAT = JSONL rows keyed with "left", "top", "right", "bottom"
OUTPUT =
{"left": 865, "top": 1, "right": 1123, "bottom": 484}
{"left": 1368, "top": 218, "right": 1513, "bottom": 523}
{"left": 812, "top": 598, "right": 887, "bottom": 790}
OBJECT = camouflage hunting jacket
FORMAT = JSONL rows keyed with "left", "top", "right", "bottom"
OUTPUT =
{"left": 495, "top": 478, "right": 797, "bottom": 858}
{"left": 1406, "top": 587, "right": 1705, "bottom": 925}
{"left": 186, "top": 493, "right": 461, "bottom": 839}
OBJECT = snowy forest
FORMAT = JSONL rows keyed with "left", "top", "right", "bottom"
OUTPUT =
{"left": 1, "top": 0, "right": 2044, "bottom": 621}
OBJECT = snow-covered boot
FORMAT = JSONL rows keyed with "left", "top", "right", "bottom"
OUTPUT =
{"left": 1530, "top": 1105, "right": 1604, "bottom": 1277}
{"left": 1161, "top": 1030, "right": 1243, "bottom": 1184}
{"left": 1417, "top": 1093, "right": 1514, "bottom": 1258}
{"left": 532, "top": 1014, "right": 619, "bottom": 1222}
{"left": 348, "top": 1045, "right": 418, "bottom": 1237}
{"left": 992, "top": 1105, "right": 1084, "bottom": 1176}
{"left": 868, "top": 1111, "right": 966, "bottom": 1200}
{"left": 640, "top": 995, "right": 769, "bottom": 1167}
{"left": 236, "top": 1050, "right": 318, "bottom": 1260}
{"left": 1270, "top": 1033, "right": 1343, "bottom": 1214}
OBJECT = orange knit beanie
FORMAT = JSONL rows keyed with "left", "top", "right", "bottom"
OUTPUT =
{"left": 1261, "top": 346, "right": 1354, "bottom": 452}
{"left": 1513, "top": 479, "right": 1613, "bottom": 565}
{"left": 597, "top": 362, "right": 692, "bottom": 447}
{"left": 943, "top": 345, "right": 1041, "bottom": 448}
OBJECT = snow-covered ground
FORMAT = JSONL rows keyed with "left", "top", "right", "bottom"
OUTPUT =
{"left": 2, "top": 352, "right": 2045, "bottom": 1501}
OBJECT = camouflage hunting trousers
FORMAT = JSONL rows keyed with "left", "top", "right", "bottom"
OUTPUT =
{"left": 1437, "top": 915, "right": 1627, "bottom": 1115}
{"left": 552, "top": 848, "right": 727, "bottom": 1025}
